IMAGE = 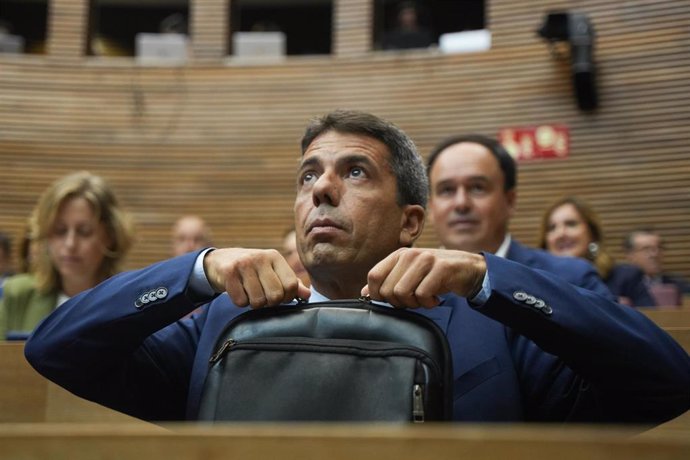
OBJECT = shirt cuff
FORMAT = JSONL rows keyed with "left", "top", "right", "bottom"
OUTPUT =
{"left": 188, "top": 248, "right": 218, "bottom": 300}
{"left": 468, "top": 270, "right": 491, "bottom": 306}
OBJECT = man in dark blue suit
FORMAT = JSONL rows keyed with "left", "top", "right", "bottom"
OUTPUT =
{"left": 426, "top": 134, "right": 612, "bottom": 296}
{"left": 26, "top": 111, "right": 690, "bottom": 424}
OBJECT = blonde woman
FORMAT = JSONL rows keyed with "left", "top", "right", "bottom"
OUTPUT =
{"left": 0, "top": 172, "right": 134, "bottom": 338}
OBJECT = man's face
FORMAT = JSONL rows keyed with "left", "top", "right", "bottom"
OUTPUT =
{"left": 627, "top": 233, "right": 663, "bottom": 277}
{"left": 428, "top": 142, "right": 515, "bottom": 254}
{"left": 172, "top": 217, "right": 209, "bottom": 256}
{"left": 294, "top": 130, "right": 420, "bottom": 279}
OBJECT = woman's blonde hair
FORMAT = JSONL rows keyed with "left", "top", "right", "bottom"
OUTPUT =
{"left": 29, "top": 171, "right": 135, "bottom": 294}
{"left": 537, "top": 196, "right": 614, "bottom": 279}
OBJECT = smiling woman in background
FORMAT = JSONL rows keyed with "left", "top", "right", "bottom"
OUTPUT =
{"left": 538, "top": 196, "right": 655, "bottom": 307}
{"left": 0, "top": 171, "right": 134, "bottom": 339}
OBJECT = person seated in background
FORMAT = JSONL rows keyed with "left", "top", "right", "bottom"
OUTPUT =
{"left": 17, "top": 224, "right": 38, "bottom": 275}
{"left": 0, "top": 171, "right": 134, "bottom": 339}
{"left": 25, "top": 110, "right": 690, "bottom": 425}
{"left": 171, "top": 215, "right": 212, "bottom": 257}
{"left": 381, "top": 1, "right": 434, "bottom": 51}
{"left": 0, "top": 232, "right": 14, "bottom": 289}
{"left": 171, "top": 215, "right": 213, "bottom": 318}
{"left": 538, "top": 196, "right": 655, "bottom": 307}
{"left": 426, "top": 134, "right": 612, "bottom": 298}
{"left": 281, "top": 227, "right": 310, "bottom": 287}
{"left": 625, "top": 228, "right": 690, "bottom": 307}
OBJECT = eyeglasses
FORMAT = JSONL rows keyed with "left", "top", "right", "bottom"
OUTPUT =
{"left": 632, "top": 244, "right": 665, "bottom": 254}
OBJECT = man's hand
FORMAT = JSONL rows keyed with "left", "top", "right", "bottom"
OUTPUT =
{"left": 362, "top": 248, "right": 487, "bottom": 308}
{"left": 203, "top": 248, "right": 311, "bottom": 308}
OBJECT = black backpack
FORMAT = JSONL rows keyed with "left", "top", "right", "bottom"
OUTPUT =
{"left": 198, "top": 298, "right": 453, "bottom": 422}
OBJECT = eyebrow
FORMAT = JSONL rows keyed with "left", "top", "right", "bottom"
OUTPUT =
{"left": 435, "top": 175, "right": 491, "bottom": 187}
{"left": 298, "top": 156, "right": 321, "bottom": 172}
{"left": 298, "top": 153, "right": 376, "bottom": 171}
{"left": 338, "top": 154, "right": 375, "bottom": 168}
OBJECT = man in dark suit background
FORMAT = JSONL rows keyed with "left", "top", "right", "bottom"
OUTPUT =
{"left": 625, "top": 228, "right": 690, "bottom": 306}
{"left": 26, "top": 111, "right": 690, "bottom": 424}
{"left": 426, "top": 134, "right": 613, "bottom": 296}
{"left": 381, "top": 1, "right": 434, "bottom": 51}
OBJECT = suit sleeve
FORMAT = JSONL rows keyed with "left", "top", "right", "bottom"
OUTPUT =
{"left": 24, "top": 251, "right": 214, "bottom": 421}
{"left": 478, "top": 253, "right": 690, "bottom": 424}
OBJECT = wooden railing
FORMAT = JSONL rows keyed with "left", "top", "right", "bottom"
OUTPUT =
{"left": 0, "top": 422, "right": 689, "bottom": 460}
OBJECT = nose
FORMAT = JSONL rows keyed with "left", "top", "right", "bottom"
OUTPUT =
{"left": 453, "top": 188, "right": 471, "bottom": 213}
{"left": 311, "top": 171, "right": 340, "bottom": 207}
{"left": 64, "top": 229, "right": 77, "bottom": 249}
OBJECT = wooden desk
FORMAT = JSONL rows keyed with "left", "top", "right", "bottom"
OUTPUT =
{"left": 0, "top": 423, "right": 688, "bottom": 460}
{"left": 643, "top": 307, "right": 690, "bottom": 328}
{"left": 1, "top": 339, "right": 688, "bottom": 458}
{"left": 0, "top": 342, "right": 143, "bottom": 423}
{"left": 664, "top": 327, "right": 690, "bottom": 354}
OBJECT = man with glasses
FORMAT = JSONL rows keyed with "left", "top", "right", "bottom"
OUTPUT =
{"left": 625, "top": 228, "right": 690, "bottom": 306}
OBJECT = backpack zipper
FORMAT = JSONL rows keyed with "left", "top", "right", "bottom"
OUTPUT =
{"left": 209, "top": 338, "right": 236, "bottom": 363}
{"left": 208, "top": 337, "right": 441, "bottom": 378}
{"left": 412, "top": 384, "right": 425, "bottom": 423}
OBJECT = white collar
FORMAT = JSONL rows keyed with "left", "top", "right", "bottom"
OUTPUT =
{"left": 56, "top": 292, "right": 70, "bottom": 308}
{"left": 494, "top": 234, "right": 512, "bottom": 258}
{"left": 308, "top": 288, "right": 330, "bottom": 303}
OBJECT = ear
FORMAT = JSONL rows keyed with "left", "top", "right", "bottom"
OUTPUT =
{"left": 399, "top": 204, "right": 426, "bottom": 247}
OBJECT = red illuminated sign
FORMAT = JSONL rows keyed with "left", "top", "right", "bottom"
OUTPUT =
{"left": 498, "top": 125, "right": 569, "bottom": 161}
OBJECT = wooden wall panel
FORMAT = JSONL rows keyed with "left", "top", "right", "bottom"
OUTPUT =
{"left": 0, "top": 0, "right": 688, "bottom": 282}
{"left": 46, "top": 0, "right": 88, "bottom": 58}
{"left": 190, "top": 0, "right": 228, "bottom": 61}
{"left": 333, "top": 0, "right": 372, "bottom": 56}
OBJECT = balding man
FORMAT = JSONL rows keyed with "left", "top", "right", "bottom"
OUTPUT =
{"left": 171, "top": 216, "right": 212, "bottom": 256}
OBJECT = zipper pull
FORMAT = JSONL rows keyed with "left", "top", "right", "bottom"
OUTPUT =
{"left": 209, "top": 338, "right": 236, "bottom": 364}
{"left": 412, "top": 384, "right": 425, "bottom": 423}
